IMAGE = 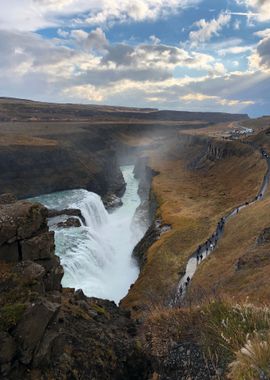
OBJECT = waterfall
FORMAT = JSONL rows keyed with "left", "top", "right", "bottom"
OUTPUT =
{"left": 71, "top": 190, "right": 109, "bottom": 229}
{"left": 29, "top": 165, "right": 147, "bottom": 303}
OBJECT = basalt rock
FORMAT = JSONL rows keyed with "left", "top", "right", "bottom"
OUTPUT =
{"left": 0, "top": 196, "right": 151, "bottom": 379}
{"left": 48, "top": 208, "right": 86, "bottom": 225}
{"left": 102, "top": 193, "right": 123, "bottom": 211}
{"left": 56, "top": 217, "right": 81, "bottom": 228}
{"left": 133, "top": 219, "right": 171, "bottom": 269}
{"left": 21, "top": 231, "right": 55, "bottom": 261}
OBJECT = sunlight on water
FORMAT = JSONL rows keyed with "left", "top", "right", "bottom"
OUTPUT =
{"left": 30, "top": 165, "right": 146, "bottom": 303}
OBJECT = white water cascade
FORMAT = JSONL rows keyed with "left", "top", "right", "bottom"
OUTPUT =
{"left": 30, "top": 166, "right": 147, "bottom": 303}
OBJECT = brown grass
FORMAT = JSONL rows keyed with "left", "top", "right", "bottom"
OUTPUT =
{"left": 189, "top": 181, "right": 270, "bottom": 305}
{"left": 122, "top": 134, "right": 266, "bottom": 314}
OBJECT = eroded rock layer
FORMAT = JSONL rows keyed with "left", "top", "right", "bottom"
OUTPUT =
{"left": 0, "top": 196, "right": 150, "bottom": 380}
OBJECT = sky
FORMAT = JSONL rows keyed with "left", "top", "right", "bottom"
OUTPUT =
{"left": 0, "top": 1, "right": 270, "bottom": 116}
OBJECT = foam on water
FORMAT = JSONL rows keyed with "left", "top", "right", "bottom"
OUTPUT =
{"left": 30, "top": 165, "right": 146, "bottom": 303}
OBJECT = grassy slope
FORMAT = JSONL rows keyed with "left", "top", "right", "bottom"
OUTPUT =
{"left": 189, "top": 126, "right": 270, "bottom": 304}
{"left": 122, "top": 131, "right": 266, "bottom": 312}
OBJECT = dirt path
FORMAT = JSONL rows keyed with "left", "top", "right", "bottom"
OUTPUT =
{"left": 173, "top": 147, "right": 270, "bottom": 305}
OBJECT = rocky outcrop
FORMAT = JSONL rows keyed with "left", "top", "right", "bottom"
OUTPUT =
{"left": 133, "top": 220, "right": 171, "bottom": 269}
{"left": 206, "top": 140, "right": 251, "bottom": 161}
{"left": 152, "top": 342, "right": 216, "bottom": 380}
{"left": 0, "top": 196, "right": 151, "bottom": 380}
{"left": 133, "top": 157, "right": 159, "bottom": 226}
{"left": 48, "top": 208, "right": 86, "bottom": 225}
{"left": 56, "top": 217, "right": 81, "bottom": 228}
{"left": 102, "top": 193, "right": 123, "bottom": 211}
{"left": 131, "top": 157, "right": 172, "bottom": 269}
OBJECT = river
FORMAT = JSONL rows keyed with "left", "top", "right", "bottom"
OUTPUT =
{"left": 30, "top": 165, "right": 146, "bottom": 304}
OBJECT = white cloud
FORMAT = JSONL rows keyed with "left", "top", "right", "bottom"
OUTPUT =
{"left": 70, "top": 29, "right": 89, "bottom": 42}
{"left": 0, "top": 25, "right": 268, "bottom": 115}
{"left": 180, "top": 92, "right": 254, "bottom": 107}
{"left": 235, "top": 0, "right": 270, "bottom": 22}
{"left": 218, "top": 45, "right": 254, "bottom": 56}
{"left": 189, "top": 12, "right": 231, "bottom": 47}
{"left": 62, "top": 84, "right": 104, "bottom": 101}
{"left": 254, "top": 28, "right": 270, "bottom": 38}
{"left": 149, "top": 35, "right": 161, "bottom": 45}
{"left": 0, "top": 0, "right": 202, "bottom": 31}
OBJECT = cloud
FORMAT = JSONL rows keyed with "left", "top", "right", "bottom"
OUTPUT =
{"left": 101, "top": 43, "right": 217, "bottom": 72}
{"left": 180, "top": 92, "right": 254, "bottom": 106}
{"left": 0, "top": 0, "right": 202, "bottom": 31}
{"left": 218, "top": 45, "right": 254, "bottom": 56}
{"left": 235, "top": 0, "right": 270, "bottom": 21}
{"left": 254, "top": 28, "right": 270, "bottom": 38}
{"left": 0, "top": 25, "right": 268, "bottom": 116}
{"left": 256, "top": 36, "right": 270, "bottom": 68}
{"left": 189, "top": 12, "right": 231, "bottom": 47}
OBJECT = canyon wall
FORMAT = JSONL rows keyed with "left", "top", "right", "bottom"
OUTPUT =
{"left": 0, "top": 195, "right": 150, "bottom": 379}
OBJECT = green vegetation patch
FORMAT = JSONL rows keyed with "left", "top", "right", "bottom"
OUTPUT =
{"left": 0, "top": 303, "right": 27, "bottom": 331}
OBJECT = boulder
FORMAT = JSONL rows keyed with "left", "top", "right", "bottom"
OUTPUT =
{"left": 13, "top": 300, "right": 60, "bottom": 365}
{"left": 57, "top": 217, "right": 81, "bottom": 228}
{"left": 21, "top": 232, "right": 55, "bottom": 261}
{"left": 15, "top": 261, "right": 46, "bottom": 294}
{"left": 103, "top": 193, "right": 123, "bottom": 210}
{"left": 0, "top": 201, "right": 48, "bottom": 245}
{"left": 48, "top": 208, "right": 86, "bottom": 225}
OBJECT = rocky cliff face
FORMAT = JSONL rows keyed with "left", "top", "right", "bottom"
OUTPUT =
{"left": 131, "top": 157, "right": 172, "bottom": 270}
{"left": 0, "top": 136, "right": 125, "bottom": 199}
{"left": 0, "top": 195, "right": 150, "bottom": 380}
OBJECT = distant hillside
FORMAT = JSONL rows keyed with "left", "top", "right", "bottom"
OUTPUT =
{"left": 0, "top": 97, "right": 249, "bottom": 123}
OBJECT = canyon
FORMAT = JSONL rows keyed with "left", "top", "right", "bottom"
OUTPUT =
{"left": 1, "top": 98, "right": 270, "bottom": 379}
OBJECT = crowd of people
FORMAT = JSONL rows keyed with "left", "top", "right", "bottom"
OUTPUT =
{"left": 177, "top": 149, "right": 270, "bottom": 300}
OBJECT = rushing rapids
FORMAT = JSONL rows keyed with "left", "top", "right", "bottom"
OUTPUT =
{"left": 30, "top": 165, "right": 147, "bottom": 303}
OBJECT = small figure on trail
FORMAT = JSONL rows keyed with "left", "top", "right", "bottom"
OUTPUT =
{"left": 200, "top": 254, "right": 203, "bottom": 261}
{"left": 237, "top": 208, "right": 239, "bottom": 213}
{"left": 185, "top": 281, "right": 188, "bottom": 288}
{"left": 245, "top": 202, "right": 249, "bottom": 206}
{"left": 196, "top": 254, "right": 200, "bottom": 264}
{"left": 187, "top": 276, "right": 190, "bottom": 283}
{"left": 260, "top": 193, "right": 263, "bottom": 199}
{"left": 179, "top": 286, "right": 183, "bottom": 296}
